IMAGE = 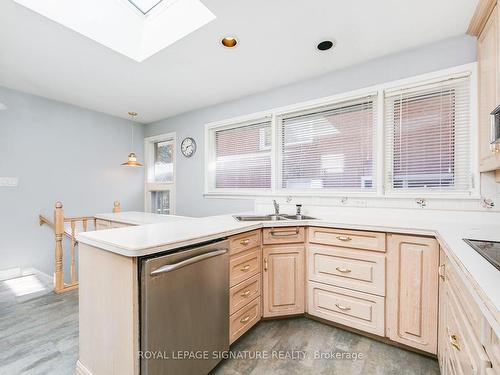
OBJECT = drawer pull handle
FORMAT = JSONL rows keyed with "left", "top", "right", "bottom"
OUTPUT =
{"left": 438, "top": 264, "right": 446, "bottom": 281}
{"left": 336, "top": 235, "right": 352, "bottom": 242}
{"left": 336, "top": 267, "right": 351, "bottom": 273}
{"left": 240, "top": 316, "right": 250, "bottom": 324}
{"left": 240, "top": 239, "right": 251, "bottom": 245}
{"left": 270, "top": 227, "right": 300, "bottom": 236}
{"left": 264, "top": 258, "right": 268, "bottom": 271}
{"left": 450, "top": 335, "right": 460, "bottom": 351}
{"left": 240, "top": 265, "right": 251, "bottom": 272}
{"left": 241, "top": 290, "right": 251, "bottom": 297}
{"left": 335, "top": 303, "right": 351, "bottom": 311}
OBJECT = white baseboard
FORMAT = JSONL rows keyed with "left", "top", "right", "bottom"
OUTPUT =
{"left": 0, "top": 267, "right": 53, "bottom": 283}
{"left": 0, "top": 267, "right": 22, "bottom": 281}
{"left": 76, "top": 360, "right": 93, "bottom": 375}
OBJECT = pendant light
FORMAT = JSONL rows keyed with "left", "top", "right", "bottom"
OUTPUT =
{"left": 122, "top": 111, "right": 143, "bottom": 167}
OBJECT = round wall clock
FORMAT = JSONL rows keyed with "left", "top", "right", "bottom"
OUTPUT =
{"left": 181, "top": 137, "right": 196, "bottom": 158}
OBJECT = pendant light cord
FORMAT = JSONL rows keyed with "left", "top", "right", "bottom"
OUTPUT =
{"left": 128, "top": 111, "right": 138, "bottom": 152}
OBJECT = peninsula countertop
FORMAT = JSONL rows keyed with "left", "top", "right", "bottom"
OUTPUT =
{"left": 77, "top": 208, "right": 500, "bottom": 334}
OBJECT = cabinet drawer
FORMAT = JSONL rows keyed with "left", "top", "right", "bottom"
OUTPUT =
{"left": 262, "top": 227, "right": 305, "bottom": 245}
{"left": 230, "top": 273, "right": 261, "bottom": 315}
{"left": 229, "top": 247, "right": 261, "bottom": 287}
{"left": 308, "top": 245, "right": 385, "bottom": 296}
{"left": 446, "top": 262, "right": 483, "bottom": 336}
{"left": 229, "top": 230, "right": 262, "bottom": 256}
{"left": 262, "top": 227, "right": 306, "bottom": 245}
{"left": 446, "top": 280, "right": 491, "bottom": 375}
{"left": 308, "top": 227, "right": 386, "bottom": 252}
{"left": 308, "top": 281, "right": 385, "bottom": 336}
{"left": 95, "top": 219, "right": 111, "bottom": 230}
{"left": 229, "top": 297, "right": 261, "bottom": 344}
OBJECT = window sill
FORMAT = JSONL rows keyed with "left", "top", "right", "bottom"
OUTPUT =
{"left": 203, "top": 190, "right": 481, "bottom": 201}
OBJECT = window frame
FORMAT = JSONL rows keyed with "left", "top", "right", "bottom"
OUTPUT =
{"left": 144, "top": 132, "right": 176, "bottom": 214}
{"left": 274, "top": 95, "right": 378, "bottom": 195}
{"left": 205, "top": 114, "right": 274, "bottom": 195}
{"left": 204, "top": 63, "right": 479, "bottom": 200}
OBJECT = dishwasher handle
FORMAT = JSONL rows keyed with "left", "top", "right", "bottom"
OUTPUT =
{"left": 150, "top": 249, "right": 227, "bottom": 276}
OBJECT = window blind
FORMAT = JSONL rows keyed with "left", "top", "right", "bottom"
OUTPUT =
{"left": 279, "top": 96, "right": 376, "bottom": 190}
{"left": 214, "top": 120, "right": 272, "bottom": 189}
{"left": 384, "top": 76, "right": 471, "bottom": 194}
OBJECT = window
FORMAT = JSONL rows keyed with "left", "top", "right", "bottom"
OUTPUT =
{"left": 151, "top": 190, "right": 171, "bottom": 215}
{"left": 384, "top": 76, "right": 471, "bottom": 194}
{"left": 278, "top": 96, "right": 376, "bottom": 190}
{"left": 205, "top": 65, "right": 475, "bottom": 198}
{"left": 145, "top": 133, "right": 175, "bottom": 214}
{"left": 153, "top": 140, "right": 174, "bottom": 183}
{"left": 208, "top": 119, "right": 272, "bottom": 190}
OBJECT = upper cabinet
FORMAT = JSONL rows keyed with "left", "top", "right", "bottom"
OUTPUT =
{"left": 469, "top": 0, "right": 500, "bottom": 176}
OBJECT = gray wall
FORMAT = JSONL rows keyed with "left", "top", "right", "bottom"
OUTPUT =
{"left": 0, "top": 86, "right": 144, "bottom": 276}
{"left": 145, "top": 35, "right": 478, "bottom": 217}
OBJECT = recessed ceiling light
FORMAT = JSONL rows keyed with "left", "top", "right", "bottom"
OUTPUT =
{"left": 317, "top": 40, "right": 336, "bottom": 51}
{"left": 221, "top": 36, "right": 238, "bottom": 48}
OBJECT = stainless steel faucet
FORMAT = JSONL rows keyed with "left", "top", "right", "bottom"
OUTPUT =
{"left": 273, "top": 200, "right": 280, "bottom": 215}
{"left": 296, "top": 204, "right": 302, "bottom": 216}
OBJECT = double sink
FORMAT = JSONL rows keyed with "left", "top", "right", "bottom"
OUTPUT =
{"left": 234, "top": 214, "right": 317, "bottom": 222}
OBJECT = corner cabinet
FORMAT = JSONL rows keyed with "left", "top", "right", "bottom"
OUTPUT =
{"left": 386, "top": 234, "right": 439, "bottom": 354}
{"left": 471, "top": 1, "right": 500, "bottom": 175}
{"left": 262, "top": 244, "right": 305, "bottom": 317}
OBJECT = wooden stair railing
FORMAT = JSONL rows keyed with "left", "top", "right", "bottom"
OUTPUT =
{"left": 39, "top": 201, "right": 120, "bottom": 294}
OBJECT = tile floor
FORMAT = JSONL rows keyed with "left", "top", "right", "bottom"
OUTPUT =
{"left": 0, "top": 283, "right": 439, "bottom": 375}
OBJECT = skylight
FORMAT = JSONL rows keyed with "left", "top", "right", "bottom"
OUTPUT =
{"left": 14, "top": 0, "right": 216, "bottom": 62}
{"left": 128, "top": 0, "right": 164, "bottom": 15}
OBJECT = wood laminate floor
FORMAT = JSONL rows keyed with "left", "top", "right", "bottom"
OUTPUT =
{"left": 0, "top": 285, "right": 439, "bottom": 375}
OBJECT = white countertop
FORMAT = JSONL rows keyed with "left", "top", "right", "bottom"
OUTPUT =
{"left": 77, "top": 208, "right": 500, "bottom": 331}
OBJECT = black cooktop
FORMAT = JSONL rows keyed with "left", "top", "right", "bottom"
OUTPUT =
{"left": 464, "top": 239, "right": 500, "bottom": 271}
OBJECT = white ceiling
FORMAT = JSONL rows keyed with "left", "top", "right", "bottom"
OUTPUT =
{"left": 13, "top": 0, "right": 216, "bottom": 62}
{"left": 0, "top": 0, "right": 478, "bottom": 123}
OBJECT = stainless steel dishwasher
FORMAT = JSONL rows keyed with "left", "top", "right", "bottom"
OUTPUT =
{"left": 140, "top": 239, "right": 229, "bottom": 375}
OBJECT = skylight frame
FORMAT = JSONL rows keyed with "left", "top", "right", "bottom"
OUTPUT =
{"left": 14, "top": 0, "right": 216, "bottom": 62}
{"left": 127, "top": 0, "right": 164, "bottom": 15}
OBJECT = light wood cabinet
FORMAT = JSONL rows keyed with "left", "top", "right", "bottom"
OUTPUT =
{"left": 470, "top": 0, "right": 500, "bottom": 174}
{"left": 229, "top": 247, "right": 261, "bottom": 287}
{"left": 478, "top": 4, "right": 500, "bottom": 172}
{"left": 445, "top": 272, "right": 491, "bottom": 374}
{"left": 262, "top": 226, "right": 305, "bottom": 245}
{"left": 262, "top": 244, "right": 305, "bottom": 317}
{"left": 307, "top": 244, "right": 386, "bottom": 296}
{"left": 438, "top": 252, "right": 496, "bottom": 375}
{"left": 229, "top": 273, "right": 261, "bottom": 315}
{"left": 229, "top": 230, "right": 261, "bottom": 256}
{"left": 308, "top": 281, "right": 385, "bottom": 336}
{"left": 386, "top": 234, "right": 439, "bottom": 354}
{"left": 229, "top": 297, "right": 261, "bottom": 344}
{"left": 227, "top": 231, "right": 262, "bottom": 344}
{"left": 308, "top": 227, "right": 386, "bottom": 252}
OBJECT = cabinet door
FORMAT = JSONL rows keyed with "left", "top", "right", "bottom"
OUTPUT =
{"left": 478, "top": 5, "right": 500, "bottom": 171}
{"left": 386, "top": 234, "right": 439, "bottom": 354}
{"left": 262, "top": 245, "right": 305, "bottom": 317}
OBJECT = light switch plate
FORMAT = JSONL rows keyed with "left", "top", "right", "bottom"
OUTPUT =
{"left": 0, "top": 177, "right": 19, "bottom": 187}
